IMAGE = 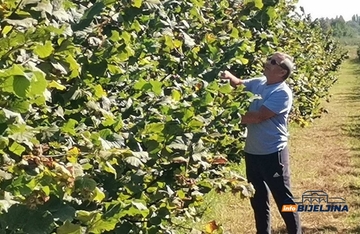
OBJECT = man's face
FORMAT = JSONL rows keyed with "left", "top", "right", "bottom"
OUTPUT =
{"left": 263, "top": 53, "right": 288, "bottom": 79}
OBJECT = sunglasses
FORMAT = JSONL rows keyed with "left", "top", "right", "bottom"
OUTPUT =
{"left": 266, "top": 57, "right": 289, "bottom": 71}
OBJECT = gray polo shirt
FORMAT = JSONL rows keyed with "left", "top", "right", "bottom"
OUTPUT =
{"left": 242, "top": 76, "right": 293, "bottom": 155}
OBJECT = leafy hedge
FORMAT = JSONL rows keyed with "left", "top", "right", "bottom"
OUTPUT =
{"left": 0, "top": 0, "right": 346, "bottom": 233}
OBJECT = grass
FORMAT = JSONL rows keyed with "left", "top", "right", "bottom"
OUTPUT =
{"left": 185, "top": 47, "right": 360, "bottom": 234}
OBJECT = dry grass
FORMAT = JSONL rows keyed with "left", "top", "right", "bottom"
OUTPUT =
{"left": 190, "top": 49, "right": 360, "bottom": 234}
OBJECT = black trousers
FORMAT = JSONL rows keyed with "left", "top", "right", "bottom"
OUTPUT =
{"left": 245, "top": 146, "right": 301, "bottom": 234}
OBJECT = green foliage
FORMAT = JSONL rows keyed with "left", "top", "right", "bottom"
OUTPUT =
{"left": 316, "top": 14, "right": 360, "bottom": 44}
{"left": 0, "top": 0, "right": 346, "bottom": 233}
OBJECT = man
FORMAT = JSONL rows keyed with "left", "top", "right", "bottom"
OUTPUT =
{"left": 221, "top": 52, "right": 301, "bottom": 234}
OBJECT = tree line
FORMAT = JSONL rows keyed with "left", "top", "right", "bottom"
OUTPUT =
{"left": 316, "top": 14, "right": 360, "bottom": 39}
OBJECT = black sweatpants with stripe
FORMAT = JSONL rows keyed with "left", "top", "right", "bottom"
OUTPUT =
{"left": 245, "top": 146, "right": 301, "bottom": 234}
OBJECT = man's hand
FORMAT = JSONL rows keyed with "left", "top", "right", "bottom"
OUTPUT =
{"left": 220, "top": 71, "right": 242, "bottom": 87}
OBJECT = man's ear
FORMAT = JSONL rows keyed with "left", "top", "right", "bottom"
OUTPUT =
{"left": 280, "top": 69, "right": 287, "bottom": 77}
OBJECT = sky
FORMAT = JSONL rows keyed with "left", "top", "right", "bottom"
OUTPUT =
{"left": 296, "top": 0, "right": 360, "bottom": 21}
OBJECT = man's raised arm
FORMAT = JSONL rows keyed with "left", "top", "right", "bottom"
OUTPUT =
{"left": 220, "top": 71, "right": 244, "bottom": 87}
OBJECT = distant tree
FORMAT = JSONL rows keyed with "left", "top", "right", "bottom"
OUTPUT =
{"left": 317, "top": 15, "right": 360, "bottom": 38}
{"left": 337, "top": 15, "right": 346, "bottom": 24}
{"left": 319, "top": 18, "right": 331, "bottom": 32}
{"left": 351, "top": 14, "right": 357, "bottom": 22}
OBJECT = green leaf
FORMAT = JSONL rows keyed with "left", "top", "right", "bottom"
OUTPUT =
{"left": 219, "top": 84, "right": 232, "bottom": 94}
{"left": 245, "top": 0, "right": 263, "bottom": 9}
{"left": 132, "top": 201, "right": 148, "bottom": 211}
{"left": 9, "top": 142, "right": 25, "bottom": 156}
{"left": 188, "top": 119, "right": 204, "bottom": 129}
{"left": 143, "top": 140, "right": 161, "bottom": 154}
{"left": 89, "top": 218, "right": 117, "bottom": 233}
{"left": 132, "top": 0, "right": 142, "bottom": 8}
{"left": 51, "top": 61, "right": 68, "bottom": 74}
{"left": 146, "top": 0, "right": 161, "bottom": 4}
{"left": 171, "top": 90, "right": 181, "bottom": 101}
{"left": 7, "top": 124, "right": 34, "bottom": 144}
{"left": 103, "top": 0, "right": 117, "bottom": 5}
{"left": 168, "top": 138, "right": 187, "bottom": 150}
{"left": 254, "top": 0, "right": 263, "bottom": 9}
{"left": 202, "top": 92, "right": 214, "bottom": 105}
{"left": 33, "top": 41, "right": 54, "bottom": 58}
{"left": 0, "top": 137, "right": 9, "bottom": 150}
{"left": 177, "top": 190, "right": 186, "bottom": 199}
{"left": 125, "top": 203, "right": 149, "bottom": 217}
{"left": 91, "top": 187, "right": 105, "bottom": 202}
{"left": 121, "top": 31, "right": 132, "bottom": 44}
{"left": 57, "top": 221, "right": 82, "bottom": 234}
{"left": 110, "top": 30, "right": 120, "bottom": 41}
{"left": 2, "top": 25, "right": 13, "bottom": 36}
{"left": 102, "top": 116, "right": 115, "bottom": 126}
{"left": 32, "top": 1, "right": 53, "bottom": 14}
{"left": 126, "top": 46, "right": 135, "bottom": 57}
{"left": 133, "top": 79, "right": 147, "bottom": 90}
{"left": 4, "top": 205, "right": 55, "bottom": 234}
{"left": 230, "top": 27, "right": 239, "bottom": 38}
{"left": 48, "top": 81, "right": 66, "bottom": 90}
{"left": 131, "top": 20, "right": 142, "bottom": 32}
{"left": 164, "top": 35, "right": 174, "bottom": 51}
{"left": 102, "top": 161, "right": 117, "bottom": 177}
{"left": 75, "top": 176, "right": 97, "bottom": 191}
{"left": 11, "top": 100, "right": 30, "bottom": 113}
{"left": 113, "top": 117, "right": 123, "bottom": 132}
{"left": 244, "top": 30, "right": 252, "bottom": 39}
{"left": 76, "top": 210, "right": 97, "bottom": 224}
{"left": 118, "top": 50, "right": 129, "bottom": 61}
{"left": 125, "top": 156, "right": 143, "bottom": 168}
{"left": 7, "top": 65, "right": 24, "bottom": 76}
{"left": 108, "top": 64, "right": 124, "bottom": 74}
{"left": 29, "top": 71, "right": 47, "bottom": 96}
{"left": 61, "top": 119, "right": 78, "bottom": 136}
{"left": 132, "top": 151, "right": 149, "bottom": 161}
{"left": 236, "top": 57, "right": 249, "bottom": 65}
{"left": 94, "top": 84, "right": 106, "bottom": 98}
{"left": 66, "top": 55, "right": 80, "bottom": 78}
{"left": 51, "top": 204, "right": 76, "bottom": 223}
{"left": 150, "top": 80, "right": 163, "bottom": 95}
{"left": 75, "top": 2, "right": 106, "bottom": 30}
{"left": 26, "top": 211, "right": 56, "bottom": 234}
{"left": 267, "top": 7, "right": 277, "bottom": 20}
{"left": 207, "top": 82, "right": 219, "bottom": 91}
{"left": 4, "top": 18, "right": 36, "bottom": 28}
{"left": 182, "top": 108, "right": 194, "bottom": 122}
{"left": 13, "top": 75, "right": 31, "bottom": 98}
{"left": 144, "top": 123, "right": 164, "bottom": 134}
{"left": 2, "top": 77, "right": 14, "bottom": 93}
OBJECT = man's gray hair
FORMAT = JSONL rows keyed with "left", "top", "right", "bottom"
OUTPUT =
{"left": 276, "top": 52, "right": 294, "bottom": 79}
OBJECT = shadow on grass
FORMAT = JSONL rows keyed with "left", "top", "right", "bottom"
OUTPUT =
{"left": 348, "top": 115, "right": 360, "bottom": 120}
{"left": 336, "top": 81, "right": 360, "bottom": 102}
{"left": 348, "top": 58, "right": 360, "bottom": 65}
{"left": 274, "top": 225, "right": 360, "bottom": 234}
{"left": 348, "top": 184, "right": 360, "bottom": 193}
{"left": 350, "top": 147, "right": 360, "bottom": 151}
{"left": 347, "top": 59, "right": 360, "bottom": 78}
{"left": 347, "top": 226, "right": 360, "bottom": 234}
{"left": 273, "top": 225, "right": 338, "bottom": 234}
{"left": 343, "top": 124, "right": 360, "bottom": 138}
